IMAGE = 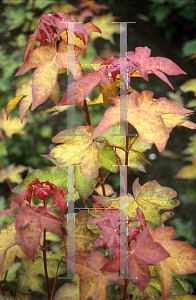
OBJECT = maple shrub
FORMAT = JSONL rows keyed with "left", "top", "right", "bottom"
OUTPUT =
{"left": 1, "top": 10, "right": 196, "bottom": 300}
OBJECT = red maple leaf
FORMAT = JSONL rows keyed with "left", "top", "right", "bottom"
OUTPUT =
{"left": 59, "top": 66, "right": 110, "bottom": 106}
{"left": 88, "top": 215, "right": 120, "bottom": 258}
{"left": 24, "top": 12, "right": 92, "bottom": 62}
{"left": 101, "top": 229, "right": 170, "bottom": 294}
{"left": 18, "top": 178, "right": 68, "bottom": 215}
{"left": 15, "top": 204, "right": 61, "bottom": 261}
{"left": 127, "top": 46, "right": 187, "bottom": 89}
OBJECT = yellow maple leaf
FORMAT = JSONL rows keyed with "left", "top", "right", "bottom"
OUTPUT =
{"left": 89, "top": 13, "right": 119, "bottom": 44}
{"left": 0, "top": 108, "right": 34, "bottom": 139}
{"left": 0, "top": 163, "right": 27, "bottom": 184}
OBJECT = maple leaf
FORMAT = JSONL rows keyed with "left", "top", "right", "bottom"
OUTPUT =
{"left": 18, "top": 258, "right": 66, "bottom": 294}
{"left": 62, "top": 210, "right": 99, "bottom": 256}
{"left": 78, "top": 0, "right": 109, "bottom": 14}
{"left": 94, "top": 184, "right": 115, "bottom": 196}
{"left": 101, "top": 229, "right": 170, "bottom": 294}
{"left": 127, "top": 46, "right": 187, "bottom": 89}
{"left": 88, "top": 14, "right": 119, "bottom": 44}
{"left": 0, "top": 108, "right": 34, "bottom": 138}
{"left": 50, "top": 125, "right": 105, "bottom": 180}
{"left": 15, "top": 204, "right": 61, "bottom": 261}
{"left": 24, "top": 12, "right": 92, "bottom": 61}
{"left": 52, "top": 186, "right": 68, "bottom": 215}
{"left": 59, "top": 66, "right": 110, "bottom": 106}
{"left": 0, "top": 221, "right": 29, "bottom": 277}
{"left": 93, "top": 178, "right": 179, "bottom": 228}
{"left": 53, "top": 282, "right": 79, "bottom": 300}
{"left": 0, "top": 200, "right": 19, "bottom": 217}
{"left": 75, "top": 165, "right": 98, "bottom": 204}
{"left": 14, "top": 40, "right": 83, "bottom": 112}
{"left": 99, "top": 77, "right": 119, "bottom": 106}
{"left": 95, "top": 124, "right": 151, "bottom": 172}
{"left": 89, "top": 215, "right": 120, "bottom": 258}
{"left": 175, "top": 157, "right": 196, "bottom": 180}
{"left": 92, "top": 90, "right": 194, "bottom": 152}
{"left": 65, "top": 249, "right": 120, "bottom": 300}
{"left": 0, "top": 163, "right": 27, "bottom": 184}
{"left": 149, "top": 226, "right": 196, "bottom": 299}
{"left": 180, "top": 79, "right": 196, "bottom": 96}
{"left": 161, "top": 113, "right": 196, "bottom": 133}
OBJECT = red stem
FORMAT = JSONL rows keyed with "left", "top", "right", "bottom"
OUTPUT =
{"left": 46, "top": 239, "right": 64, "bottom": 249}
{"left": 98, "top": 168, "right": 106, "bottom": 197}
{"left": 50, "top": 260, "right": 61, "bottom": 300}
{"left": 80, "top": 104, "right": 88, "bottom": 125}
{"left": 43, "top": 197, "right": 50, "bottom": 299}
{"left": 1, "top": 270, "right": 8, "bottom": 295}
{"left": 128, "top": 135, "right": 138, "bottom": 151}
{"left": 43, "top": 228, "right": 50, "bottom": 300}
{"left": 123, "top": 279, "right": 128, "bottom": 300}
{"left": 84, "top": 99, "right": 91, "bottom": 126}
{"left": 57, "top": 81, "right": 67, "bottom": 88}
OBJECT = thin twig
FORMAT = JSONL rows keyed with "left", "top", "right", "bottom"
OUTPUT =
{"left": 50, "top": 260, "right": 61, "bottom": 300}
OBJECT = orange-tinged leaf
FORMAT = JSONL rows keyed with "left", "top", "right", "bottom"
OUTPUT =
{"left": 32, "top": 55, "right": 59, "bottom": 110}
{"left": 65, "top": 249, "right": 120, "bottom": 300}
{"left": 16, "top": 40, "right": 82, "bottom": 112}
{"left": 92, "top": 90, "right": 194, "bottom": 152}
{"left": 84, "top": 21, "right": 102, "bottom": 35}
{"left": 50, "top": 125, "right": 105, "bottom": 180}
{"left": 94, "top": 184, "right": 114, "bottom": 196}
{"left": 149, "top": 227, "right": 196, "bottom": 299}
{"left": 0, "top": 163, "right": 27, "bottom": 184}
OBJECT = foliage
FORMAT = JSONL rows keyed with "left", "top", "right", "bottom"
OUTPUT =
{"left": 1, "top": 2, "right": 196, "bottom": 300}
{"left": 148, "top": 0, "right": 196, "bottom": 59}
